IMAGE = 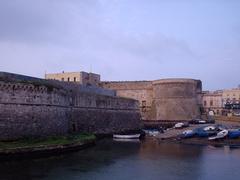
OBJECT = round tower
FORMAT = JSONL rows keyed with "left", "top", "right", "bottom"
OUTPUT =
{"left": 151, "top": 79, "right": 202, "bottom": 121}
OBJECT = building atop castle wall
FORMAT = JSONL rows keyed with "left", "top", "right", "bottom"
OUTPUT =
{"left": 45, "top": 71, "right": 100, "bottom": 86}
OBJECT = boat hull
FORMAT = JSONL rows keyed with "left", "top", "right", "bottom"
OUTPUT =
{"left": 228, "top": 130, "right": 240, "bottom": 139}
{"left": 113, "top": 134, "right": 141, "bottom": 139}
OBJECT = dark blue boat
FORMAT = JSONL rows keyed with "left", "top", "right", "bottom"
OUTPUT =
{"left": 181, "top": 130, "right": 195, "bottom": 138}
{"left": 194, "top": 127, "right": 217, "bottom": 138}
{"left": 228, "top": 130, "right": 240, "bottom": 139}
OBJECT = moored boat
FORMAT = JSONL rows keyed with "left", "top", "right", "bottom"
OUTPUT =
{"left": 228, "top": 129, "right": 240, "bottom": 139}
{"left": 113, "top": 138, "right": 140, "bottom": 142}
{"left": 113, "top": 134, "right": 141, "bottom": 139}
{"left": 174, "top": 122, "right": 189, "bottom": 129}
{"left": 203, "top": 126, "right": 216, "bottom": 131}
{"left": 208, "top": 130, "right": 228, "bottom": 140}
{"left": 181, "top": 130, "right": 195, "bottom": 138}
{"left": 146, "top": 130, "right": 160, "bottom": 137}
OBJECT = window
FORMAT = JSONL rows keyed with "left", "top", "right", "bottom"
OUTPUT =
{"left": 142, "top": 101, "right": 146, "bottom": 107}
{"left": 67, "top": 77, "right": 70, "bottom": 82}
{"left": 142, "top": 101, "right": 146, "bottom": 112}
{"left": 61, "top": 78, "right": 64, "bottom": 81}
{"left": 74, "top": 77, "right": 76, "bottom": 82}
{"left": 210, "top": 100, "right": 213, "bottom": 106}
{"left": 204, "top": 101, "right": 207, "bottom": 106}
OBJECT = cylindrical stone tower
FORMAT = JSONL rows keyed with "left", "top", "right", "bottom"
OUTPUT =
{"left": 151, "top": 79, "right": 202, "bottom": 121}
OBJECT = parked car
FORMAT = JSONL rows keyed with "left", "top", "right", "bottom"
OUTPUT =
{"left": 189, "top": 119, "right": 206, "bottom": 124}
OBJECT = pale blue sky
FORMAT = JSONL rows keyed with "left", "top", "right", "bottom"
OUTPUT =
{"left": 0, "top": 0, "right": 239, "bottom": 90}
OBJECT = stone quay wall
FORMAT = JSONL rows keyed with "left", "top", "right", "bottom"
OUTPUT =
{"left": 0, "top": 72, "right": 141, "bottom": 141}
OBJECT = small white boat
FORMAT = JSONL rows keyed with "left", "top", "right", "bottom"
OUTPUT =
{"left": 143, "top": 129, "right": 160, "bottom": 137}
{"left": 174, "top": 123, "right": 184, "bottom": 129}
{"left": 113, "top": 134, "right": 141, "bottom": 139}
{"left": 208, "top": 130, "right": 228, "bottom": 140}
{"left": 113, "top": 138, "right": 140, "bottom": 143}
{"left": 199, "top": 120, "right": 207, "bottom": 124}
{"left": 204, "top": 126, "right": 216, "bottom": 131}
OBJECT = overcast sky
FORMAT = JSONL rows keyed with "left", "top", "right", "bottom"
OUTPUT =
{"left": 0, "top": 0, "right": 239, "bottom": 90}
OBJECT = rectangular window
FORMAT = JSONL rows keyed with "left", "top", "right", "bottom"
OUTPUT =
{"left": 142, "top": 101, "right": 146, "bottom": 107}
{"left": 204, "top": 101, "right": 207, "bottom": 106}
{"left": 210, "top": 100, "right": 213, "bottom": 106}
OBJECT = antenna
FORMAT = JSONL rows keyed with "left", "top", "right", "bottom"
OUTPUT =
{"left": 90, "top": 64, "right": 92, "bottom": 73}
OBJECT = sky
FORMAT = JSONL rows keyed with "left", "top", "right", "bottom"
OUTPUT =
{"left": 0, "top": 0, "right": 240, "bottom": 90}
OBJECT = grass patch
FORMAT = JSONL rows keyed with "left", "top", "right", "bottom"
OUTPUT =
{"left": 0, "top": 133, "right": 96, "bottom": 150}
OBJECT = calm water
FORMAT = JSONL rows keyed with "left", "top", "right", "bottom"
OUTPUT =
{"left": 1, "top": 138, "right": 240, "bottom": 180}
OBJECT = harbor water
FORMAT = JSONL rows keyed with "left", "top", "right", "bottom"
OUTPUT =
{"left": 1, "top": 138, "right": 240, "bottom": 180}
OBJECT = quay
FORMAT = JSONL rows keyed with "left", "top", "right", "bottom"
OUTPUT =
{"left": 156, "top": 119, "right": 240, "bottom": 147}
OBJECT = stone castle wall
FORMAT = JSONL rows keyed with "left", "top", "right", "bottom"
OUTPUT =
{"left": 100, "top": 79, "right": 202, "bottom": 122}
{"left": 0, "top": 72, "right": 141, "bottom": 141}
{"left": 100, "top": 81, "right": 153, "bottom": 120}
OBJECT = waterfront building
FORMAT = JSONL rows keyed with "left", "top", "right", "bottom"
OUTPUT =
{"left": 202, "top": 90, "right": 223, "bottom": 115}
{"left": 222, "top": 88, "right": 240, "bottom": 105}
{"left": 202, "top": 88, "right": 240, "bottom": 115}
{"left": 45, "top": 71, "right": 100, "bottom": 86}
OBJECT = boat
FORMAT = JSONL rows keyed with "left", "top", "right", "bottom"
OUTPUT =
{"left": 208, "top": 130, "right": 228, "bottom": 140}
{"left": 174, "top": 123, "right": 184, "bottom": 129}
{"left": 113, "top": 138, "right": 140, "bottom": 142}
{"left": 228, "top": 129, "right": 240, "bottom": 139}
{"left": 143, "top": 129, "right": 161, "bottom": 137}
{"left": 199, "top": 120, "right": 207, "bottom": 124}
{"left": 203, "top": 126, "right": 216, "bottom": 131}
{"left": 113, "top": 134, "right": 141, "bottom": 139}
{"left": 174, "top": 122, "right": 189, "bottom": 129}
{"left": 195, "top": 126, "right": 217, "bottom": 137}
{"left": 181, "top": 130, "right": 195, "bottom": 138}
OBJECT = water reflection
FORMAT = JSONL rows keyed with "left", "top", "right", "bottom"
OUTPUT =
{"left": 0, "top": 138, "right": 240, "bottom": 180}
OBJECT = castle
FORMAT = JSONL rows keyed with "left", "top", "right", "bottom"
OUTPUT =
{"left": 0, "top": 71, "right": 203, "bottom": 141}
{"left": 0, "top": 72, "right": 141, "bottom": 141}
{"left": 46, "top": 71, "right": 203, "bottom": 122}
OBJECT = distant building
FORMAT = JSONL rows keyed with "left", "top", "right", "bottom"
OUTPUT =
{"left": 202, "top": 88, "right": 240, "bottom": 115}
{"left": 202, "top": 90, "right": 223, "bottom": 115}
{"left": 45, "top": 71, "right": 100, "bottom": 86}
{"left": 222, "top": 88, "right": 240, "bottom": 105}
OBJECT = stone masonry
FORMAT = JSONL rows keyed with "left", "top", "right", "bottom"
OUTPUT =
{"left": 100, "top": 79, "right": 202, "bottom": 122}
{"left": 0, "top": 72, "right": 141, "bottom": 141}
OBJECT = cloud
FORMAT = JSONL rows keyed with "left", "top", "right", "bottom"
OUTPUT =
{"left": 0, "top": 0, "right": 240, "bottom": 90}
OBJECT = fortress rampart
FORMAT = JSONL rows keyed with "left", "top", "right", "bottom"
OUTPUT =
{"left": 100, "top": 79, "right": 202, "bottom": 122}
{"left": 0, "top": 72, "right": 141, "bottom": 141}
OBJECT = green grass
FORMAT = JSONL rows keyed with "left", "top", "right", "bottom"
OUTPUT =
{"left": 0, "top": 133, "right": 96, "bottom": 150}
